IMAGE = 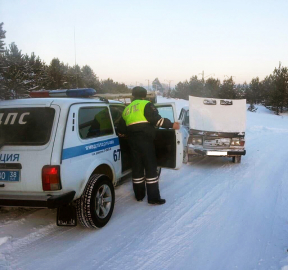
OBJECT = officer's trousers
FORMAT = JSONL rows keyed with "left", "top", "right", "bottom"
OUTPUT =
{"left": 128, "top": 134, "right": 160, "bottom": 201}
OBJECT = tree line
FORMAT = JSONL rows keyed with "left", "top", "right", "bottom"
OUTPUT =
{"left": 172, "top": 64, "right": 288, "bottom": 115}
{"left": 0, "top": 23, "right": 130, "bottom": 99}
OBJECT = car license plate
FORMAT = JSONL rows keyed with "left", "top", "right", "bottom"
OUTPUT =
{"left": 0, "top": 170, "right": 20, "bottom": 182}
{"left": 204, "top": 138, "right": 231, "bottom": 147}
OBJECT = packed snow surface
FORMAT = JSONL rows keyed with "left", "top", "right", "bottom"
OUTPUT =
{"left": 1, "top": 97, "right": 288, "bottom": 270}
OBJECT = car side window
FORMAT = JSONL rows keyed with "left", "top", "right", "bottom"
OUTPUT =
{"left": 183, "top": 111, "right": 189, "bottom": 127}
{"left": 109, "top": 105, "right": 125, "bottom": 128}
{"left": 157, "top": 106, "right": 175, "bottom": 123}
{"left": 78, "top": 107, "right": 113, "bottom": 139}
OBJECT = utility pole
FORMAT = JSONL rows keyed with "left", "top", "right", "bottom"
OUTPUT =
{"left": 165, "top": 79, "right": 173, "bottom": 90}
{"left": 199, "top": 71, "right": 215, "bottom": 81}
{"left": 199, "top": 71, "right": 204, "bottom": 81}
{"left": 165, "top": 80, "right": 173, "bottom": 97}
{"left": 145, "top": 79, "right": 150, "bottom": 91}
{"left": 224, "top": 75, "right": 236, "bottom": 80}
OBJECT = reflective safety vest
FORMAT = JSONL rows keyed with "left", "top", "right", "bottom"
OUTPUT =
{"left": 94, "top": 108, "right": 113, "bottom": 131}
{"left": 122, "top": 100, "right": 150, "bottom": 126}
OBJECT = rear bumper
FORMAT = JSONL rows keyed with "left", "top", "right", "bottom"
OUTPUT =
{"left": 193, "top": 149, "right": 246, "bottom": 156}
{"left": 0, "top": 191, "right": 76, "bottom": 209}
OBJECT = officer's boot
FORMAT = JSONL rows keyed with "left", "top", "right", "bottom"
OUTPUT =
{"left": 146, "top": 182, "right": 166, "bottom": 205}
{"left": 133, "top": 181, "right": 146, "bottom": 201}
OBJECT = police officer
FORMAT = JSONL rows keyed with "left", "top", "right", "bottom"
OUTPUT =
{"left": 118, "top": 87, "right": 180, "bottom": 205}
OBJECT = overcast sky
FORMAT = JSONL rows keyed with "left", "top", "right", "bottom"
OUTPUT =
{"left": 1, "top": 0, "right": 288, "bottom": 87}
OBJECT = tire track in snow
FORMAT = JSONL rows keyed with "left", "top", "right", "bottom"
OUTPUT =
{"left": 93, "top": 163, "right": 242, "bottom": 270}
{"left": 134, "top": 174, "right": 241, "bottom": 270}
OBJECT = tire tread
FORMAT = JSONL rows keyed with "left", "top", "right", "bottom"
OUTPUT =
{"left": 77, "top": 174, "right": 104, "bottom": 229}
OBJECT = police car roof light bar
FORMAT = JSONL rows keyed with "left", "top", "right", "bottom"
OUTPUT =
{"left": 29, "top": 88, "right": 96, "bottom": 98}
{"left": 29, "top": 90, "right": 50, "bottom": 98}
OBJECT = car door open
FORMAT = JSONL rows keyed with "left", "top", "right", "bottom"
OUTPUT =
{"left": 154, "top": 103, "right": 183, "bottom": 170}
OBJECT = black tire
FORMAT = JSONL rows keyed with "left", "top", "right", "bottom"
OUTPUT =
{"left": 232, "top": 156, "right": 241, "bottom": 163}
{"left": 77, "top": 174, "right": 115, "bottom": 229}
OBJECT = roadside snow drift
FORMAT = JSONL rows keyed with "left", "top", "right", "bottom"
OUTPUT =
{"left": 1, "top": 97, "right": 288, "bottom": 270}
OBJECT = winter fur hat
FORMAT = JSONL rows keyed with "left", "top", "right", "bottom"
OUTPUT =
{"left": 132, "top": 87, "right": 147, "bottom": 98}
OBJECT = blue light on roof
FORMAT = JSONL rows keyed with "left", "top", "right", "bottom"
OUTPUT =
{"left": 66, "top": 88, "right": 96, "bottom": 97}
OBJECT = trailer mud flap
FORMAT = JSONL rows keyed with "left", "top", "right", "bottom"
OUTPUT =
{"left": 57, "top": 205, "right": 77, "bottom": 226}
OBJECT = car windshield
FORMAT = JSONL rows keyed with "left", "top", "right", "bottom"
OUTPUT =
{"left": 0, "top": 107, "right": 55, "bottom": 146}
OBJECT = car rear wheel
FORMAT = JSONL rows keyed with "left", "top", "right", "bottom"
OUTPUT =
{"left": 77, "top": 174, "right": 115, "bottom": 229}
{"left": 232, "top": 156, "right": 241, "bottom": 163}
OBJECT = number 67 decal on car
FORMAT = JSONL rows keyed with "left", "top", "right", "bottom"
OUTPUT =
{"left": 113, "top": 149, "right": 121, "bottom": 161}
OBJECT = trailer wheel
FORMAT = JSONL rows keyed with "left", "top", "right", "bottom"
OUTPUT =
{"left": 77, "top": 174, "right": 115, "bottom": 229}
{"left": 232, "top": 156, "right": 241, "bottom": 163}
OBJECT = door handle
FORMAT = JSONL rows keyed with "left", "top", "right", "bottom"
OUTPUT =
{"left": 0, "top": 184, "right": 5, "bottom": 188}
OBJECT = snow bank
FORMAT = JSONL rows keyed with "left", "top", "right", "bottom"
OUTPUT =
{"left": 0, "top": 237, "right": 10, "bottom": 246}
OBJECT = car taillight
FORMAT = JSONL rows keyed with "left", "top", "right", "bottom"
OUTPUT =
{"left": 231, "top": 138, "right": 245, "bottom": 146}
{"left": 42, "top": 165, "right": 61, "bottom": 191}
{"left": 188, "top": 136, "right": 203, "bottom": 145}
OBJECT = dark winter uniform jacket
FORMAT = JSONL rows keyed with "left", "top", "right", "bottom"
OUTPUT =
{"left": 118, "top": 100, "right": 173, "bottom": 139}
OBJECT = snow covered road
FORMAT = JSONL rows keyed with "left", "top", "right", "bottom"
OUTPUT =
{"left": 1, "top": 98, "right": 288, "bottom": 270}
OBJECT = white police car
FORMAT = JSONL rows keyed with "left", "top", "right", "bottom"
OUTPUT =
{"left": 0, "top": 88, "right": 182, "bottom": 228}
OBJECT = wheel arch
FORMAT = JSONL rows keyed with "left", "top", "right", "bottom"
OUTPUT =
{"left": 76, "top": 160, "right": 116, "bottom": 199}
{"left": 92, "top": 164, "right": 114, "bottom": 182}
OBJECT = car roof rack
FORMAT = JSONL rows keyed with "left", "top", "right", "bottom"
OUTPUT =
{"left": 93, "top": 96, "right": 109, "bottom": 103}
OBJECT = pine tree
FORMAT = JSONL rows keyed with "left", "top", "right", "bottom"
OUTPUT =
{"left": 203, "top": 78, "right": 221, "bottom": 98}
{"left": 26, "top": 52, "right": 47, "bottom": 91}
{"left": 188, "top": 76, "right": 203, "bottom": 97}
{"left": 219, "top": 77, "right": 238, "bottom": 99}
{"left": 100, "top": 78, "right": 130, "bottom": 94}
{"left": 152, "top": 78, "right": 164, "bottom": 92}
{"left": 2, "top": 42, "right": 32, "bottom": 98}
{"left": 273, "top": 63, "right": 288, "bottom": 113}
{"left": 81, "top": 65, "right": 100, "bottom": 91}
{"left": 46, "top": 58, "right": 66, "bottom": 90}
{"left": 174, "top": 80, "right": 189, "bottom": 99}
{"left": 246, "top": 77, "right": 262, "bottom": 111}
{"left": 0, "top": 22, "right": 7, "bottom": 99}
{"left": 0, "top": 22, "right": 6, "bottom": 51}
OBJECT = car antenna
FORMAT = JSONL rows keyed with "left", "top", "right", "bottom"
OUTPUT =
{"left": 74, "top": 27, "right": 78, "bottom": 88}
